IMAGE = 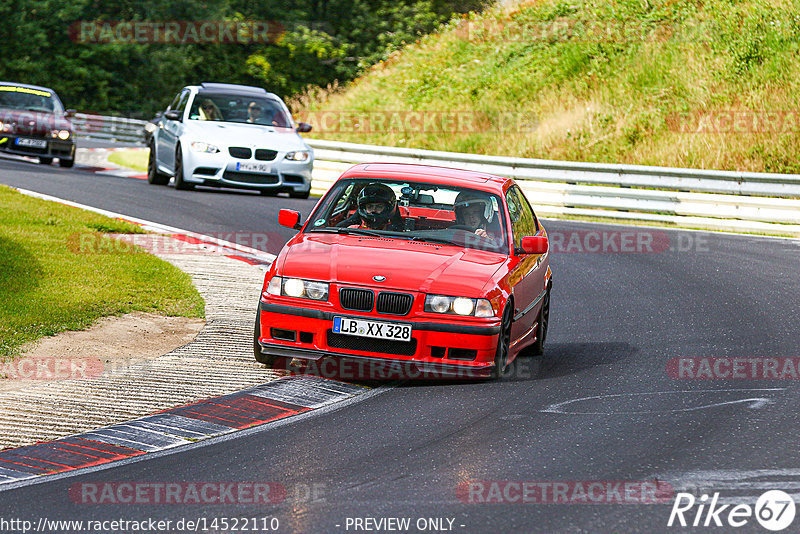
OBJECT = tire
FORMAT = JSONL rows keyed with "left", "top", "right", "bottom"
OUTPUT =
{"left": 173, "top": 145, "right": 194, "bottom": 190}
{"left": 147, "top": 143, "right": 169, "bottom": 185}
{"left": 253, "top": 309, "right": 275, "bottom": 365}
{"left": 491, "top": 304, "right": 513, "bottom": 379}
{"left": 289, "top": 190, "right": 311, "bottom": 199}
{"left": 529, "top": 288, "right": 551, "bottom": 357}
{"left": 259, "top": 189, "right": 277, "bottom": 196}
{"left": 58, "top": 158, "right": 74, "bottom": 168}
{"left": 39, "top": 156, "right": 53, "bottom": 165}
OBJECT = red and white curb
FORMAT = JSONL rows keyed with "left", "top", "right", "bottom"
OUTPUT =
{"left": 0, "top": 376, "right": 367, "bottom": 485}
{"left": 75, "top": 147, "right": 148, "bottom": 180}
{"left": 12, "top": 187, "right": 276, "bottom": 267}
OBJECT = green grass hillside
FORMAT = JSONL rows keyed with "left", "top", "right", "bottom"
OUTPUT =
{"left": 296, "top": 0, "right": 800, "bottom": 173}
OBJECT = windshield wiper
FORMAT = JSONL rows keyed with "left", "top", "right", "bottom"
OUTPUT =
{"left": 309, "top": 227, "right": 386, "bottom": 238}
{"left": 409, "top": 236, "right": 459, "bottom": 246}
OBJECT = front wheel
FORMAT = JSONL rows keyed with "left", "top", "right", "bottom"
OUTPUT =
{"left": 58, "top": 158, "right": 74, "bottom": 168}
{"left": 529, "top": 288, "right": 550, "bottom": 356}
{"left": 173, "top": 145, "right": 194, "bottom": 190}
{"left": 147, "top": 143, "right": 169, "bottom": 185}
{"left": 289, "top": 190, "right": 310, "bottom": 199}
{"left": 39, "top": 156, "right": 53, "bottom": 165}
{"left": 491, "top": 305, "right": 513, "bottom": 379}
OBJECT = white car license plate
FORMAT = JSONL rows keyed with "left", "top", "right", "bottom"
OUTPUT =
{"left": 236, "top": 161, "right": 273, "bottom": 173}
{"left": 333, "top": 316, "right": 412, "bottom": 342}
{"left": 16, "top": 138, "right": 47, "bottom": 148}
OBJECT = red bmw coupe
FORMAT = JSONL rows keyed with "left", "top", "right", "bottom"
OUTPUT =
{"left": 255, "top": 163, "right": 552, "bottom": 379}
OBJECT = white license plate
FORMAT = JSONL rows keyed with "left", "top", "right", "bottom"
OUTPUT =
{"left": 236, "top": 161, "right": 273, "bottom": 173}
{"left": 16, "top": 138, "right": 47, "bottom": 148}
{"left": 332, "top": 316, "right": 412, "bottom": 342}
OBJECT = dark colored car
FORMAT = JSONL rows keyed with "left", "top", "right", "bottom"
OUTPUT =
{"left": 0, "top": 82, "right": 76, "bottom": 167}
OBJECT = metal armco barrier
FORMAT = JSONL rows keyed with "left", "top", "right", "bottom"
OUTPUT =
{"left": 69, "top": 114, "right": 800, "bottom": 235}
{"left": 71, "top": 113, "right": 147, "bottom": 144}
{"left": 305, "top": 139, "right": 800, "bottom": 236}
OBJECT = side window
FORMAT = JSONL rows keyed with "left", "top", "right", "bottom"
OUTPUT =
{"left": 505, "top": 186, "right": 538, "bottom": 249}
{"left": 167, "top": 92, "right": 182, "bottom": 111}
{"left": 175, "top": 90, "right": 191, "bottom": 112}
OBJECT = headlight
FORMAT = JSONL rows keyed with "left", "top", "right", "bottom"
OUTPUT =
{"left": 50, "top": 129, "right": 70, "bottom": 139}
{"left": 0, "top": 121, "right": 11, "bottom": 132}
{"left": 285, "top": 151, "right": 310, "bottom": 161}
{"left": 190, "top": 141, "right": 220, "bottom": 153}
{"left": 424, "top": 295, "right": 494, "bottom": 317}
{"left": 263, "top": 276, "right": 329, "bottom": 301}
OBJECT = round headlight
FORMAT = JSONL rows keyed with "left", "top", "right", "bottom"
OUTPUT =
{"left": 57, "top": 130, "right": 71, "bottom": 140}
{"left": 429, "top": 295, "right": 451, "bottom": 314}
{"left": 305, "top": 281, "right": 327, "bottom": 300}
{"left": 452, "top": 297, "right": 475, "bottom": 316}
{"left": 283, "top": 278, "right": 305, "bottom": 298}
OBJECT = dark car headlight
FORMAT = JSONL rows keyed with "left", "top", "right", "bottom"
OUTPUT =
{"left": 425, "top": 295, "right": 494, "bottom": 317}
{"left": 265, "top": 276, "right": 328, "bottom": 301}
{"left": 50, "top": 129, "right": 71, "bottom": 140}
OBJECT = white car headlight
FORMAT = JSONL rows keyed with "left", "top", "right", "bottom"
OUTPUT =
{"left": 264, "top": 276, "right": 329, "bottom": 301}
{"left": 285, "top": 151, "right": 310, "bottom": 161}
{"left": 190, "top": 141, "right": 220, "bottom": 153}
{"left": 424, "top": 295, "right": 494, "bottom": 317}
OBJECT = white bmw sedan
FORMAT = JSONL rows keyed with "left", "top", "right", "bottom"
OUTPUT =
{"left": 147, "top": 82, "right": 314, "bottom": 198}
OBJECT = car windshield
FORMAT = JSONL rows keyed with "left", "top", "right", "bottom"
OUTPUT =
{"left": 0, "top": 86, "right": 62, "bottom": 113}
{"left": 187, "top": 93, "right": 292, "bottom": 127}
{"left": 306, "top": 178, "right": 509, "bottom": 253}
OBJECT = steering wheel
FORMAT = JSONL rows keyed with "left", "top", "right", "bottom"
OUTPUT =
{"left": 449, "top": 224, "right": 473, "bottom": 231}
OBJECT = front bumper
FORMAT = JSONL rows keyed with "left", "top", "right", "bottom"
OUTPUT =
{"left": 183, "top": 150, "right": 313, "bottom": 194}
{"left": 257, "top": 301, "right": 501, "bottom": 379}
{"left": 0, "top": 135, "right": 75, "bottom": 159}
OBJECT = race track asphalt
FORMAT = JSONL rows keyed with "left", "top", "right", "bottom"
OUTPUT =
{"left": 1, "top": 157, "right": 799, "bottom": 533}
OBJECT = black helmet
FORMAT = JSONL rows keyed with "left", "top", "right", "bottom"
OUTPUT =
{"left": 454, "top": 190, "right": 492, "bottom": 226}
{"left": 357, "top": 183, "right": 397, "bottom": 228}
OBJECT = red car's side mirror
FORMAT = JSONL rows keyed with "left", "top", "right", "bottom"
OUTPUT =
{"left": 520, "top": 236, "right": 548, "bottom": 254}
{"left": 278, "top": 209, "right": 302, "bottom": 230}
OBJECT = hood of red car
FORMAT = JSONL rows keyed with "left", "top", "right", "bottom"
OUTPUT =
{"left": 0, "top": 108, "right": 71, "bottom": 136}
{"left": 279, "top": 233, "right": 506, "bottom": 296}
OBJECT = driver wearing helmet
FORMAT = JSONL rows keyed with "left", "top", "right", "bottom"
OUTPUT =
{"left": 337, "top": 182, "right": 404, "bottom": 231}
{"left": 453, "top": 190, "right": 496, "bottom": 239}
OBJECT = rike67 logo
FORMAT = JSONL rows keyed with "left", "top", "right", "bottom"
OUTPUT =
{"left": 668, "top": 491, "right": 796, "bottom": 531}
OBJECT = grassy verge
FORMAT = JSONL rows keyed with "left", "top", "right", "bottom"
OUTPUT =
{"left": 296, "top": 0, "right": 800, "bottom": 174}
{"left": 108, "top": 149, "right": 148, "bottom": 172}
{"left": 0, "top": 185, "right": 204, "bottom": 359}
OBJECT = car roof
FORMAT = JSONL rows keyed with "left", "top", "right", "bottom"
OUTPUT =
{"left": 195, "top": 82, "right": 281, "bottom": 99}
{"left": 338, "top": 163, "right": 511, "bottom": 193}
{"left": 0, "top": 81, "right": 58, "bottom": 95}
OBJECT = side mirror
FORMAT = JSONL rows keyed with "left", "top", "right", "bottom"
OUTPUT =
{"left": 278, "top": 209, "right": 302, "bottom": 230}
{"left": 296, "top": 122, "right": 312, "bottom": 133}
{"left": 164, "top": 110, "right": 182, "bottom": 121}
{"left": 520, "top": 236, "right": 548, "bottom": 255}
{"left": 64, "top": 109, "right": 76, "bottom": 117}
